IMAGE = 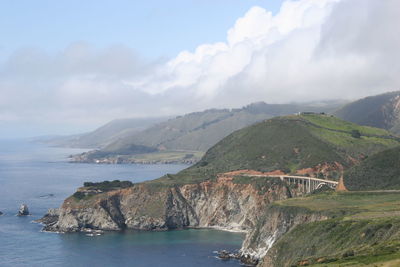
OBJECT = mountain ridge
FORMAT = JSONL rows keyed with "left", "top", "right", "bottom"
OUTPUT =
{"left": 71, "top": 101, "right": 345, "bottom": 164}
{"left": 335, "top": 91, "right": 400, "bottom": 134}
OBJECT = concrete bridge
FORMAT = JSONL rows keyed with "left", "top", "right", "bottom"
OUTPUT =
{"left": 242, "top": 174, "right": 339, "bottom": 193}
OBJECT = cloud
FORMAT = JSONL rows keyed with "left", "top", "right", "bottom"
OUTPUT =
{"left": 129, "top": 0, "right": 400, "bottom": 109}
{"left": 1, "top": 0, "right": 400, "bottom": 135}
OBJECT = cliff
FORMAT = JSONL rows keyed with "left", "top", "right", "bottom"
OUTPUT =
{"left": 40, "top": 176, "right": 306, "bottom": 234}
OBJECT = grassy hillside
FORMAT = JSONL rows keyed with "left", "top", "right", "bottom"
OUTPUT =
{"left": 335, "top": 91, "right": 400, "bottom": 134}
{"left": 265, "top": 191, "right": 400, "bottom": 267}
{"left": 151, "top": 114, "right": 400, "bottom": 185}
{"left": 344, "top": 147, "right": 400, "bottom": 191}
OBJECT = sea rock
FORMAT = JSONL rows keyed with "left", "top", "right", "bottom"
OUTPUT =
{"left": 217, "top": 250, "right": 231, "bottom": 260}
{"left": 35, "top": 208, "right": 60, "bottom": 230}
{"left": 0, "top": 211, "right": 3, "bottom": 216}
{"left": 217, "top": 250, "right": 242, "bottom": 262}
{"left": 240, "top": 254, "right": 259, "bottom": 266}
{"left": 18, "top": 204, "right": 30, "bottom": 216}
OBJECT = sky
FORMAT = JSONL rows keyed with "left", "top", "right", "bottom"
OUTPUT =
{"left": 0, "top": 0, "right": 399, "bottom": 138}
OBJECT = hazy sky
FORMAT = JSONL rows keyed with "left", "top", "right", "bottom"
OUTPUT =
{"left": 0, "top": 0, "right": 399, "bottom": 137}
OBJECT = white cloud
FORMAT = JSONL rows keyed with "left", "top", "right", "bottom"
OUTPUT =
{"left": 1, "top": 0, "right": 400, "bottom": 136}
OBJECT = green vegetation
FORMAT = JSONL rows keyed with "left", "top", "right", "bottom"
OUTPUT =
{"left": 82, "top": 180, "right": 133, "bottom": 190}
{"left": 150, "top": 114, "right": 400, "bottom": 185}
{"left": 304, "top": 113, "right": 394, "bottom": 135}
{"left": 72, "top": 180, "right": 134, "bottom": 200}
{"left": 273, "top": 218, "right": 400, "bottom": 267}
{"left": 273, "top": 191, "right": 400, "bottom": 218}
{"left": 267, "top": 191, "right": 400, "bottom": 266}
{"left": 351, "top": 129, "right": 361, "bottom": 138}
{"left": 345, "top": 147, "right": 400, "bottom": 190}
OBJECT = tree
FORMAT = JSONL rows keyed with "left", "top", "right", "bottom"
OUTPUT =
{"left": 351, "top": 130, "right": 361, "bottom": 138}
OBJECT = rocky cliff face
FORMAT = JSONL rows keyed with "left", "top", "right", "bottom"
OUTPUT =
{"left": 42, "top": 177, "right": 306, "bottom": 233}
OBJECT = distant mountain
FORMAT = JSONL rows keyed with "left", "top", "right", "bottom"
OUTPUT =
{"left": 344, "top": 146, "right": 400, "bottom": 191}
{"left": 73, "top": 101, "right": 345, "bottom": 163}
{"left": 46, "top": 117, "right": 166, "bottom": 149}
{"left": 335, "top": 91, "right": 400, "bottom": 134}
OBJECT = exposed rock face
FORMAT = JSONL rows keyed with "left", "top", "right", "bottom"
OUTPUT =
{"left": 35, "top": 209, "right": 60, "bottom": 230}
{"left": 41, "top": 177, "right": 305, "bottom": 234}
{"left": 18, "top": 204, "right": 30, "bottom": 216}
{"left": 241, "top": 206, "right": 328, "bottom": 265}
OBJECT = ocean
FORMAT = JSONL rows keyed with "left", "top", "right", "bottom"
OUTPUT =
{"left": 0, "top": 140, "right": 244, "bottom": 267}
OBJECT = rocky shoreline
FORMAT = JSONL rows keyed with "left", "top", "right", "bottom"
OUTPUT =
{"left": 217, "top": 250, "right": 259, "bottom": 266}
{"left": 69, "top": 153, "right": 199, "bottom": 165}
{"left": 37, "top": 175, "right": 329, "bottom": 266}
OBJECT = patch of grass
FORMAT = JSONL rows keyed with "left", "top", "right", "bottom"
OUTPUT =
{"left": 273, "top": 191, "right": 400, "bottom": 217}
{"left": 302, "top": 114, "right": 393, "bottom": 136}
{"left": 306, "top": 241, "right": 400, "bottom": 266}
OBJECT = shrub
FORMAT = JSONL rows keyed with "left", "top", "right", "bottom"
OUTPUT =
{"left": 351, "top": 130, "right": 361, "bottom": 138}
{"left": 82, "top": 180, "right": 133, "bottom": 191}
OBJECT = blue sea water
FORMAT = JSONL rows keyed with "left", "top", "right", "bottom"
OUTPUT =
{"left": 0, "top": 140, "right": 244, "bottom": 267}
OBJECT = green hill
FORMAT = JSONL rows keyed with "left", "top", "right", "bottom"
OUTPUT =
{"left": 153, "top": 114, "right": 400, "bottom": 185}
{"left": 335, "top": 91, "right": 400, "bottom": 134}
{"left": 344, "top": 146, "right": 400, "bottom": 191}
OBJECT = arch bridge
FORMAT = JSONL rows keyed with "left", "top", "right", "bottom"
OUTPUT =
{"left": 242, "top": 174, "right": 338, "bottom": 193}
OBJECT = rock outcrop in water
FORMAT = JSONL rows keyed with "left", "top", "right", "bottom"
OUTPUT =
{"left": 36, "top": 208, "right": 59, "bottom": 228}
{"left": 18, "top": 204, "right": 30, "bottom": 216}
